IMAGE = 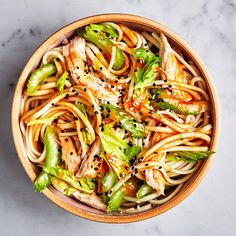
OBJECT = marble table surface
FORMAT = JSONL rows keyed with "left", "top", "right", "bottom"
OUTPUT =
{"left": 0, "top": 0, "right": 235, "bottom": 235}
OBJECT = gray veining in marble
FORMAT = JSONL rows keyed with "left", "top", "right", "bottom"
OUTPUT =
{"left": 0, "top": 0, "right": 236, "bottom": 235}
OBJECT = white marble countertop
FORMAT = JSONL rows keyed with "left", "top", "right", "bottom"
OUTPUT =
{"left": 0, "top": 0, "right": 235, "bottom": 235}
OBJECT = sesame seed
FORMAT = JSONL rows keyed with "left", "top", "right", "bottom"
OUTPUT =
{"left": 56, "top": 58, "right": 60, "bottom": 62}
{"left": 84, "top": 88, "right": 87, "bottom": 92}
{"left": 70, "top": 152, "right": 73, "bottom": 155}
{"left": 100, "top": 67, "right": 103, "bottom": 70}
{"left": 76, "top": 66, "right": 79, "bottom": 69}
{"left": 65, "top": 138, "right": 68, "bottom": 142}
{"left": 80, "top": 128, "right": 83, "bottom": 132}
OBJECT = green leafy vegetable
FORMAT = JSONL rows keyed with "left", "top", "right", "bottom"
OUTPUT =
{"left": 90, "top": 23, "right": 118, "bottom": 39}
{"left": 154, "top": 100, "right": 208, "bottom": 115}
{"left": 134, "top": 48, "right": 157, "bottom": 65}
{"left": 27, "top": 116, "right": 57, "bottom": 126}
{"left": 57, "top": 71, "right": 68, "bottom": 94}
{"left": 27, "top": 63, "right": 57, "bottom": 94}
{"left": 120, "top": 117, "right": 144, "bottom": 138}
{"left": 99, "top": 124, "right": 130, "bottom": 175}
{"left": 103, "top": 104, "right": 145, "bottom": 138}
{"left": 107, "top": 188, "right": 125, "bottom": 212}
{"left": 102, "top": 171, "right": 117, "bottom": 193}
{"left": 34, "top": 125, "right": 60, "bottom": 192}
{"left": 51, "top": 177, "right": 77, "bottom": 196}
{"left": 79, "top": 178, "right": 95, "bottom": 190}
{"left": 124, "top": 146, "right": 141, "bottom": 161}
{"left": 154, "top": 101, "right": 181, "bottom": 113}
{"left": 75, "top": 101, "right": 87, "bottom": 117}
{"left": 43, "top": 166, "right": 93, "bottom": 193}
{"left": 133, "top": 48, "right": 160, "bottom": 89}
{"left": 99, "top": 123, "right": 129, "bottom": 162}
{"left": 77, "top": 26, "right": 124, "bottom": 70}
{"left": 34, "top": 171, "right": 51, "bottom": 192}
{"left": 168, "top": 151, "right": 215, "bottom": 163}
{"left": 136, "top": 184, "right": 153, "bottom": 199}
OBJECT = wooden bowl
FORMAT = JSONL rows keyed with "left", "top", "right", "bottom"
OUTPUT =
{"left": 11, "top": 13, "right": 221, "bottom": 223}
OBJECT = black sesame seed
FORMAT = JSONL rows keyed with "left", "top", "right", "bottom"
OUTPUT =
{"left": 70, "top": 152, "right": 73, "bottom": 155}
{"left": 75, "top": 92, "right": 78, "bottom": 96}
{"left": 95, "top": 111, "right": 98, "bottom": 114}
{"left": 56, "top": 58, "right": 60, "bottom": 62}
{"left": 111, "top": 85, "right": 115, "bottom": 88}
{"left": 65, "top": 94, "right": 69, "bottom": 99}
{"left": 65, "top": 138, "right": 68, "bottom": 142}
{"left": 145, "top": 163, "right": 149, "bottom": 166}
{"left": 51, "top": 103, "right": 55, "bottom": 106}
{"left": 100, "top": 67, "right": 103, "bottom": 70}
{"left": 80, "top": 128, "right": 83, "bottom": 132}
{"left": 94, "top": 167, "right": 99, "bottom": 171}
{"left": 115, "top": 80, "right": 118, "bottom": 83}
{"left": 74, "top": 117, "right": 78, "bottom": 120}
{"left": 125, "top": 75, "right": 128, "bottom": 78}
{"left": 76, "top": 66, "right": 79, "bottom": 69}
{"left": 84, "top": 88, "right": 87, "bottom": 92}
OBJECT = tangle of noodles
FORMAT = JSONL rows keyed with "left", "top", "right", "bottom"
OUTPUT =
{"left": 20, "top": 22, "right": 214, "bottom": 214}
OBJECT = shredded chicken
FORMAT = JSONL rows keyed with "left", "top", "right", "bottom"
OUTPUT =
{"left": 59, "top": 136, "right": 81, "bottom": 173}
{"left": 73, "top": 191, "right": 106, "bottom": 211}
{"left": 76, "top": 139, "right": 102, "bottom": 178}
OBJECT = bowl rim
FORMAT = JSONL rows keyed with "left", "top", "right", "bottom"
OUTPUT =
{"left": 11, "top": 13, "right": 221, "bottom": 223}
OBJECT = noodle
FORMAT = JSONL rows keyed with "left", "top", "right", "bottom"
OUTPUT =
{"left": 20, "top": 22, "right": 213, "bottom": 213}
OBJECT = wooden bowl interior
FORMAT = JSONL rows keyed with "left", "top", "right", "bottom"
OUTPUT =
{"left": 12, "top": 14, "right": 220, "bottom": 223}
